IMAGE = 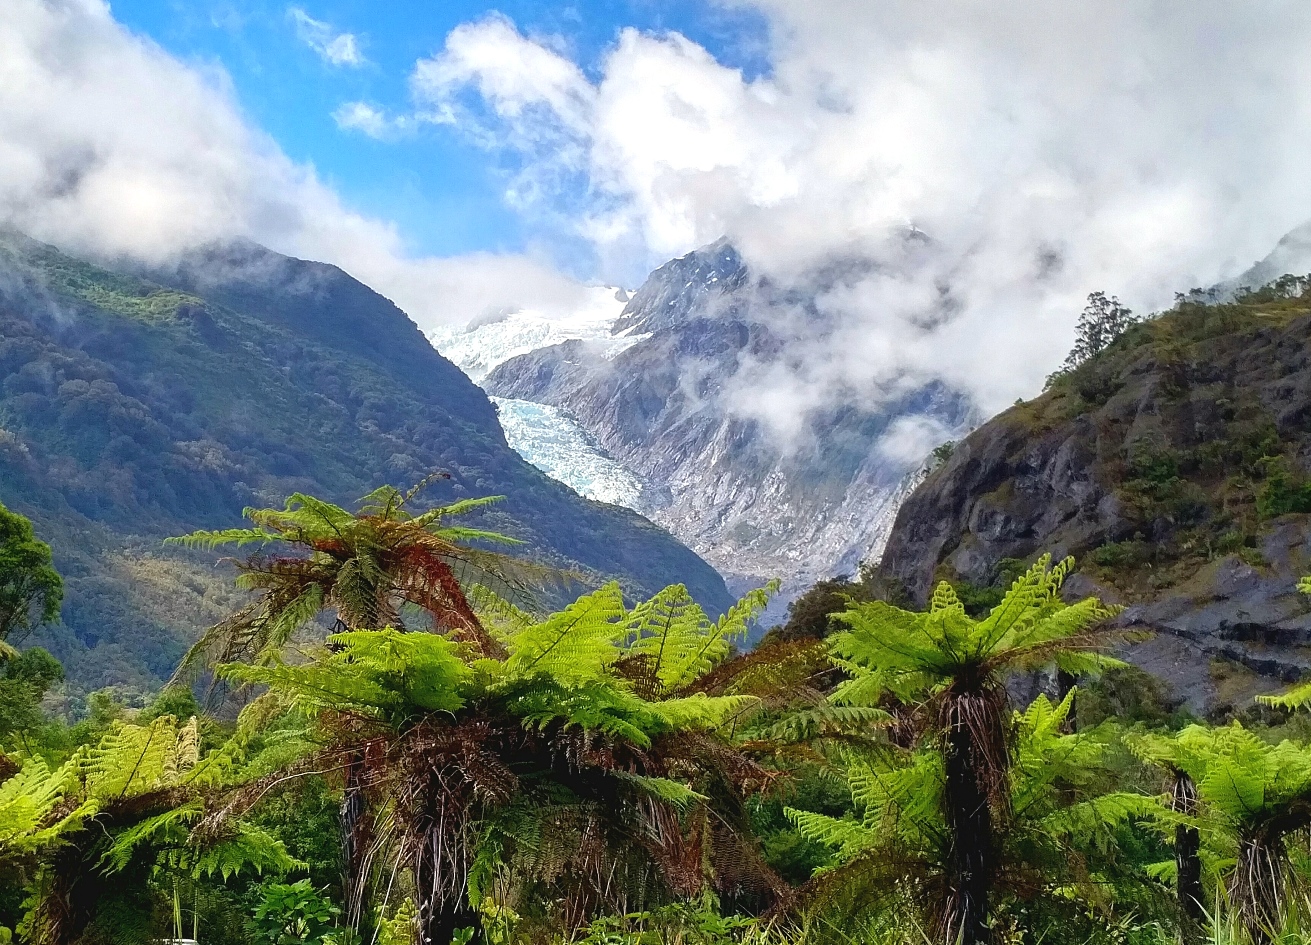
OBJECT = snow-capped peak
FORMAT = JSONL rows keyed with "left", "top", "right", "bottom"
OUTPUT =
{"left": 427, "top": 284, "right": 637, "bottom": 382}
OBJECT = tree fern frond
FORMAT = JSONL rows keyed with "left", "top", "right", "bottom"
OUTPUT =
{"left": 611, "top": 772, "right": 707, "bottom": 811}
{"left": 164, "top": 526, "right": 282, "bottom": 549}
{"left": 505, "top": 582, "right": 625, "bottom": 683}
{"left": 767, "top": 705, "right": 892, "bottom": 744}
{"left": 100, "top": 800, "right": 202, "bottom": 872}
{"left": 1258, "top": 678, "right": 1311, "bottom": 710}
{"left": 189, "top": 822, "right": 305, "bottom": 880}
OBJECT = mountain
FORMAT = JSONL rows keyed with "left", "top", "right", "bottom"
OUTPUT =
{"left": 479, "top": 240, "right": 971, "bottom": 607}
{"left": 1231, "top": 222, "right": 1311, "bottom": 291}
{"left": 0, "top": 233, "right": 731, "bottom": 693}
{"left": 876, "top": 279, "right": 1311, "bottom": 714}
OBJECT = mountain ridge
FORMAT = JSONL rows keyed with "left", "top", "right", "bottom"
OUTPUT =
{"left": 0, "top": 232, "right": 731, "bottom": 692}
{"left": 482, "top": 239, "right": 972, "bottom": 605}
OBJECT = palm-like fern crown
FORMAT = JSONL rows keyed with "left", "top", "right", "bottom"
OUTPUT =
{"left": 787, "top": 693, "right": 1158, "bottom": 919}
{"left": 829, "top": 555, "right": 1123, "bottom": 706}
{"left": 226, "top": 580, "right": 774, "bottom": 744}
{"left": 170, "top": 480, "right": 551, "bottom": 680}
{"left": 1130, "top": 723, "right": 1311, "bottom": 835}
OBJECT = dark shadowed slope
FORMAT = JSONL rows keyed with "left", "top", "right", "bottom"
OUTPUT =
{"left": 0, "top": 233, "right": 730, "bottom": 692}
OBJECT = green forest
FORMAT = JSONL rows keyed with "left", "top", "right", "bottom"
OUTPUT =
{"left": 6, "top": 488, "right": 1311, "bottom": 945}
{"left": 6, "top": 288, "right": 1311, "bottom": 945}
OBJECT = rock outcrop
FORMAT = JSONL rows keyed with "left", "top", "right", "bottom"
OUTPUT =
{"left": 877, "top": 286, "right": 1311, "bottom": 712}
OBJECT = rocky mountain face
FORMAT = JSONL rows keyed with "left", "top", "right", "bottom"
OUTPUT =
{"left": 0, "top": 233, "right": 730, "bottom": 692}
{"left": 877, "top": 282, "right": 1311, "bottom": 714}
{"left": 481, "top": 240, "right": 971, "bottom": 605}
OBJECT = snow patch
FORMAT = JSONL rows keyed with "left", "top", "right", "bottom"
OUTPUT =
{"left": 428, "top": 285, "right": 638, "bottom": 382}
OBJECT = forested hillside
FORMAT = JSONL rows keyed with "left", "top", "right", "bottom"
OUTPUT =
{"left": 0, "top": 233, "right": 730, "bottom": 692}
{"left": 878, "top": 280, "right": 1311, "bottom": 711}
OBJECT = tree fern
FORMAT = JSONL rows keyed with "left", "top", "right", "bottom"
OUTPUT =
{"left": 1129, "top": 722, "right": 1311, "bottom": 939}
{"left": 821, "top": 555, "right": 1123, "bottom": 945}
{"left": 229, "top": 579, "right": 782, "bottom": 943}
{"left": 171, "top": 480, "right": 548, "bottom": 686}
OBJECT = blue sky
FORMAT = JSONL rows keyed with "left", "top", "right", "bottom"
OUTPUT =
{"left": 109, "top": 0, "right": 770, "bottom": 263}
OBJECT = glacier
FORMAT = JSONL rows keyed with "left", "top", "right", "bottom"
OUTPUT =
{"left": 427, "top": 288, "right": 649, "bottom": 512}
{"left": 491, "top": 397, "right": 646, "bottom": 510}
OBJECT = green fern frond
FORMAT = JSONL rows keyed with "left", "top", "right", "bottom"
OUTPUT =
{"left": 1258, "top": 678, "right": 1311, "bottom": 710}
{"left": 785, "top": 809, "right": 875, "bottom": 861}
{"left": 100, "top": 800, "right": 203, "bottom": 873}
{"left": 767, "top": 705, "right": 892, "bottom": 743}
{"left": 505, "top": 582, "right": 625, "bottom": 684}
{"left": 190, "top": 823, "right": 304, "bottom": 880}
{"left": 0, "top": 755, "right": 90, "bottom": 854}
{"left": 611, "top": 772, "right": 707, "bottom": 811}
{"left": 621, "top": 582, "right": 777, "bottom": 694}
{"left": 164, "top": 527, "right": 281, "bottom": 549}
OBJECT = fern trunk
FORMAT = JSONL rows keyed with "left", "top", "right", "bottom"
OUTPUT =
{"left": 341, "top": 752, "right": 371, "bottom": 927}
{"left": 942, "top": 699, "right": 994, "bottom": 945}
{"left": 1232, "top": 830, "right": 1286, "bottom": 945}
{"left": 417, "top": 895, "right": 480, "bottom": 945}
{"left": 1171, "top": 772, "right": 1204, "bottom": 930}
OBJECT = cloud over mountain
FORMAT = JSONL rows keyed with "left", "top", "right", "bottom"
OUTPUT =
{"left": 412, "top": 2, "right": 1311, "bottom": 417}
{"left": 7, "top": 0, "right": 1311, "bottom": 430}
{"left": 0, "top": 0, "right": 590, "bottom": 329}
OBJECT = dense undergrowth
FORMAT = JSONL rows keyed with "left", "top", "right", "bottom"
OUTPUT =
{"left": 6, "top": 487, "right": 1311, "bottom": 945}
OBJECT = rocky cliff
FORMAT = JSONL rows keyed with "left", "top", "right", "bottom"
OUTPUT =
{"left": 878, "top": 281, "right": 1311, "bottom": 713}
{"left": 482, "top": 240, "right": 971, "bottom": 606}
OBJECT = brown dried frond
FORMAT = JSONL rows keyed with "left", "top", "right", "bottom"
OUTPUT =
{"left": 933, "top": 680, "right": 1012, "bottom": 813}
{"left": 682, "top": 640, "right": 829, "bottom": 706}
{"left": 611, "top": 653, "right": 662, "bottom": 700}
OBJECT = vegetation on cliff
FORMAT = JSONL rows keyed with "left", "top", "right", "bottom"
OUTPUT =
{"left": 878, "top": 280, "right": 1311, "bottom": 707}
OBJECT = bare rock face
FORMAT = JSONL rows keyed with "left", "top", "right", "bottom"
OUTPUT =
{"left": 484, "top": 240, "right": 971, "bottom": 609}
{"left": 878, "top": 289, "right": 1311, "bottom": 712}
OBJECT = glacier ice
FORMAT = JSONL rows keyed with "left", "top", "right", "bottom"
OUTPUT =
{"left": 427, "top": 287, "right": 650, "bottom": 512}
{"left": 491, "top": 397, "right": 646, "bottom": 510}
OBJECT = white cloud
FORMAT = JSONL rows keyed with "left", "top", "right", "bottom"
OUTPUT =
{"left": 288, "top": 6, "right": 365, "bottom": 67}
{"left": 876, "top": 415, "right": 956, "bottom": 466}
{"left": 10, "top": 0, "right": 1311, "bottom": 442}
{"left": 412, "top": 4, "right": 1311, "bottom": 425}
{"left": 333, "top": 101, "right": 390, "bottom": 138}
{"left": 0, "top": 0, "right": 587, "bottom": 332}
{"left": 412, "top": 14, "right": 593, "bottom": 136}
